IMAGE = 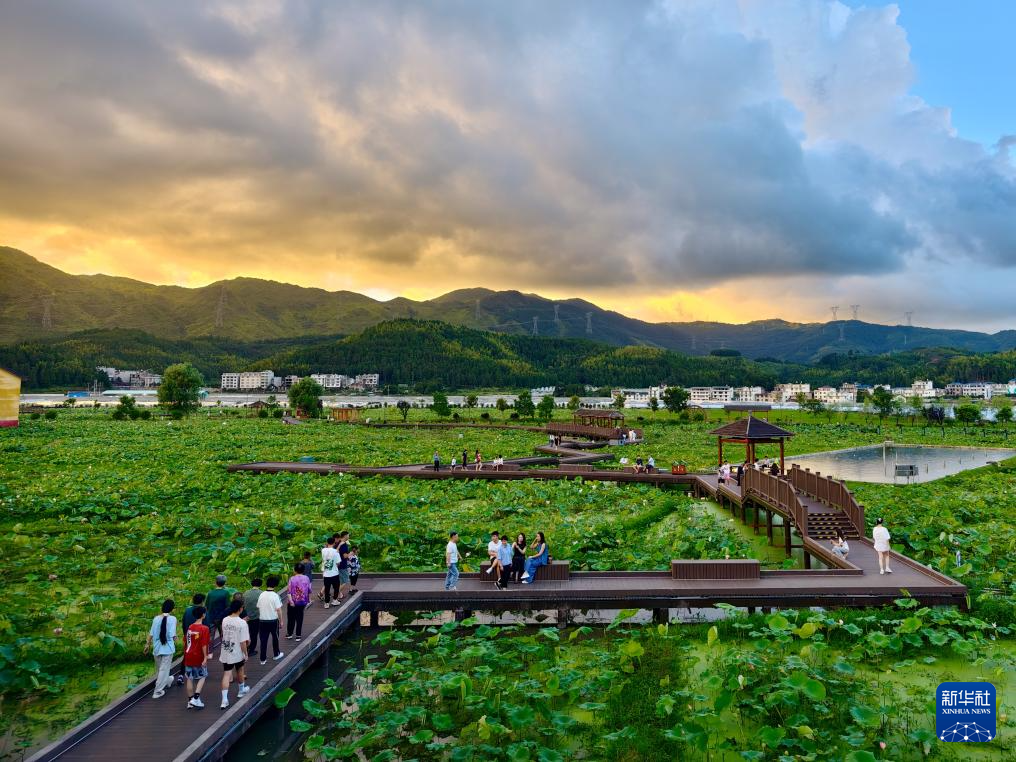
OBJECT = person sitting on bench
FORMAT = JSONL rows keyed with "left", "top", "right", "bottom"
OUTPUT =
{"left": 634, "top": 457, "right": 646, "bottom": 473}
{"left": 647, "top": 455, "right": 655, "bottom": 473}
{"left": 520, "top": 531, "right": 548, "bottom": 584}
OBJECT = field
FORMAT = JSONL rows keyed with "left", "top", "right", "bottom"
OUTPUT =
{"left": 0, "top": 409, "right": 1014, "bottom": 758}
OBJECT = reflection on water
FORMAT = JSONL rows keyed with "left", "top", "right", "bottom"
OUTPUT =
{"left": 789, "top": 445, "right": 1016, "bottom": 484}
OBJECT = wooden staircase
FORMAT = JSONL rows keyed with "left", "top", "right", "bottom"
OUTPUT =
{"left": 806, "top": 510, "right": 860, "bottom": 540}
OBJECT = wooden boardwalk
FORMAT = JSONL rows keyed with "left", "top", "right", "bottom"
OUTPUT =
{"left": 31, "top": 435, "right": 967, "bottom": 761}
{"left": 31, "top": 560, "right": 966, "bottom": 762}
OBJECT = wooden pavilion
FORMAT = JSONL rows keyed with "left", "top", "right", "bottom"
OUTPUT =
{"left": 329, "top": 407, "right": 361, "bottom": 422}
{"left": 572, "top": 408, "right": 625, "bottom": 429}
{"left": 709, "top": 416, "right": 794, "bottom": 472}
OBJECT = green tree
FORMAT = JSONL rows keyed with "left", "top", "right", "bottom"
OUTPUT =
{"left": 396, "top": 399, "right": 411, "bottom": 422}
{"left": 265, "top": 394, "right": 279, "bottom": 409}
{"left": 567, "top": 395, "right": 582, "bottom": 411}
{"left": 430, "top": 392, "right": 451, "bottom": 418}
{"left": 870, "top": 386, "right": 900, "bottom": 421}
{"left": 802, "top": 398, "right": 825, "bottom": 417}
{"left": 907, "top": 394, "right": 924, "bottom": 424}
{"left": 662, "top": 386, "right": 690, "bottom": 414}
{"left": 955, "top": 404, "right": 981, "bottom": 425}
{"left": 112, "top": 394, "right": 139, "bottom": 421}
{"left": 495, "top": 398, "right": 509, "bottom": 419}
{"left": 793, "top": 391, "right": 809, "bottom": 408}
{"left": 536, "top": 394, "right": 555, "bottom": 422}
{"left": 648, "top": 396, "right": 659, "bottom": 417}
{"left": 464, "top": 394, "right": 478, "bottom": 415}
{"left": 287, "top": 377, "right": 324, "bottom": 417}
{"left": 514, "top": 390, "right": 535, "bottom": 419}
{"left": 612, "top": 392, "right": 626, "bottom": 410}
{"left": 995, "top": 400, "right": 1013, "bottom": 428}
{"left": 158, "top": 363, "right": 203, "bottom": 415}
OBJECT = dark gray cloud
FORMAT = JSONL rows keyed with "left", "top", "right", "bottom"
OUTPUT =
{"left": 0, "top": 0, "right": 1014, "bottom": 327}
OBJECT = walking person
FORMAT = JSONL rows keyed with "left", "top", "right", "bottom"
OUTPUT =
{"left": 301, "top": 551, "right": 316, "bottom": 603}
{"left": 433, "top": 451, "right": 441, "bottom": 471}
{"left": 336, "top": 531, "right": 352, "bottom": 601}
{"left": 321, "top": 536, "right": 340, "bottom": 608}
{"left": 872, "top": 518, "right": 893, "bottom": 574}
{"left": 521, "top": 531, "right": 549, "bottom": 584}
{"left": 242, "top": 578, "right": 263, "bottom": 658}
{"left": 182, "top": 593, "right": 205, "bottom": 631}
{"left": 485, "top": 531, "right": 501, "bottom": 579}
{"left": 348, "top": 546, "right": 361, "bottom": 592}
{"left": 497, "top": 534, "right": 513, "bottom": 590}
{"left": 256, "top": 575, "right": 285, "bottom": 665}
{"left": 205, "top": 575, "right": 232, "bottom": 641}
{"left": 145, "top": 599, "right": 178, "bottom": 699}
{"left": 735, "top": 462, "right": 745, "bottom": 487}
{"left": 445, "top": 531, "right": 460, "bottom": 591}
{"left": 219, "top": 600, "right": 250, "bottom": 710}
{"left": 462, "top": 449, "right": 469, "bottom": 470}
{"left": 286, "top": 564, "right": 311, "bottom": 642}
{"left": 183, "top": 606, "right": 209, "bottom": 709}
{"left": 511, "top": 533, "right": 527, "bottom": 583}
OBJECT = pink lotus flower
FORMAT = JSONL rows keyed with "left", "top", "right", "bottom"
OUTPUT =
{"left": 48, "top": 574, "right": 58, "bottom": 581}
{"left": 879, "top": 741, "right": 886, "bottom": 750}
{"left": 53, "top": 627, "right": 63, "bottom": 636}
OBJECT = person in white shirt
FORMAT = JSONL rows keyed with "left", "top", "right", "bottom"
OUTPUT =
{"left": 444, "top": 531, "right": 460, "bottom": 591}
{"left": 218, "top": 600, "right": 250, "bottom": 709}
{"left": 486, "top": 531, "right": 502, "bottom": 578}
{"left": 255, "top": 575, "right": 284, "bottom": 665}
{"left": 830, "top": 532, "right": 850, "bottom": 561}
{"left": 647, "top": 456, "right": 656, "bottom": 473}
{"left": 320, "top": 537, "right": 340, "bottom": 608}
{"left": 871, "top": 518, "right": 893, "bottom": 574}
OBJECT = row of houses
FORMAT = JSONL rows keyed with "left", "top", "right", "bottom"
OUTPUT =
{"left": 96, "top": 366, "right": 162, "bottom": 388}
{"left": 220, "top": 371, "right": 380, "bottom": 391}
{"left": 608, "top": 379, "right": 1016, "bottom": 409}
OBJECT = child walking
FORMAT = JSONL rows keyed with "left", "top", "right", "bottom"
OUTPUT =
{"left": 183, "top": 606, "right": 209, "bottom": 709}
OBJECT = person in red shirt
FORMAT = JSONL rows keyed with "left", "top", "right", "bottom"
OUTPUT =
{"left": 183, "top": 606, "right": 210, "bottom": 709}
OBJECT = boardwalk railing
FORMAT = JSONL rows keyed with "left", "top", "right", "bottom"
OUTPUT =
{"left": 742, "top": 467, "right": 809, "bottom": 538}
{"left": 544, "top": 423, "right": 643, "bottom": 440}
{"left": 787, "top": 465, "right": 865, "bottom": 537}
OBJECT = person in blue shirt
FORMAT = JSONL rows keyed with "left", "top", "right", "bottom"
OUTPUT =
{"left": 144, "top": 599, "right": 178, "bottom": 699}
{"left": 521, "top": 532, "right": 549, "bottom": 584}
{"left": 496, "top": 534, "right": 514, "bottom": 589}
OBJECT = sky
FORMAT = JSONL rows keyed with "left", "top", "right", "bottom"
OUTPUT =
{"left": 0, "top": 1, "right": 1014, "bottom": 331}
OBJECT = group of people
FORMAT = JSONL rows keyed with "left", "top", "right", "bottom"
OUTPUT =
{"left": 144, "top": 531, "right": 361, "bottom": 711}
{"left": 436, "top": 449, "right": 508, "bottom": 471}
{"left": 718, "top": 457, "right": 782, "bottom": 486}
{"left": 619, "top": 455, "right": 656, "bottom": 473}
{"left": 444, "top": 530, "right": 550, "bottom": 590}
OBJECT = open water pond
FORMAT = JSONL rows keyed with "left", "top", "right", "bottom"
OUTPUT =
{"left": 788, "top": 444, "right": 1016, "bottom": 484}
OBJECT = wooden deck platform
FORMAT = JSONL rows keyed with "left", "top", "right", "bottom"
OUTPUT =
{"left": 31, "top": 559, "right": 966, "bottom": 762}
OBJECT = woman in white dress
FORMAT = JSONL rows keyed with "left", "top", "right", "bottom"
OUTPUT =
{"left": 871, "top": 518, "right": 893, "bottom": 574}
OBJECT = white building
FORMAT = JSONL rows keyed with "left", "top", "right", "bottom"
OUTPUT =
{"left": 531, "top": 386, "right": 556, "bottom": 398}
{"left": 774, "top": 383, "right": 811, "bottom": 402}
{"left": 239, "top": 370, "right": 275, "bottom": 390}
{"left": 733, "top": 386, "right": 764, "bottom": 402}
{"left": 97, "top": 366, "right": 161, "bottom": 387}
{"left": 688, "top": 386, "right": 734, "bottom": 404}
{"left": 137, "top": 371, "right": 162, "bottom": 388}
{"left": 946, "top": 382, "right": 993, "bottom": 399}
{"left": 609, "top": 388, "right": 652, "bottom": 408}
{"left": 311, "top": 374, "right": 350, "bottom": 389}
{"left": 220, "top": 373, "right": 240, "bottom": 390}
{"left": 354, "top": 373, "right": 380, "bottom": 389}
{"left": 910, "top": 380, "right": 937, "bottom": 399}
{"left": 284, "top": 375, "right": 301, "bottom": 388}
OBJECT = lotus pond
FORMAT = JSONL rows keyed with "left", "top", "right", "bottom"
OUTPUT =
{"left": 0, "top": 411, "right": 1014, "bottom": 758}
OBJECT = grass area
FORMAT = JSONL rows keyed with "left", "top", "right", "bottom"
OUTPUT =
{"left": 0, "top": 410, "right": 1013, "bottom": 757}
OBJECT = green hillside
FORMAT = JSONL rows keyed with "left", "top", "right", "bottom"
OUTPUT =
{"left": 2, "top": 246, "right": 1014, "bottom": 361}
{"left": 4, "top": 319, "right": 1016, "bottom": 392}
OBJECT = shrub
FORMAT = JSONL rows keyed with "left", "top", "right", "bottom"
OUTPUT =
{"left": 44, "top": 410, "right": 57, "bottom": 420}
{"left": 111, "top": 410, "right": 126, "bottom": 421}
{"left": 29, "top": 412, "right": 41, "bottom": 420}
{"left": 170, "top": 409, "right": 184, "bottom": 420}
{"left": 480, "top": 412, "right": 490, "bottom": 420}
{"left": 272, "top": 408, "right": 284, "bottom": 418}
{"left": 509, "top": 412, "right": 520, "bottom": 420}
{"left": 138, "top": 409, "right": 152, "bottom": 420}
{"left": 257, "top": 409, "right": 269, "bottom": 418}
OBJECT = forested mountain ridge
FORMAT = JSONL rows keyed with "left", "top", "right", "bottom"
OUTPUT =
{"left": 4, "top": 320, "right": 1016, "bottom": 392}
{"left": 2, "top": 246, "right": 1013, "bottom": 362}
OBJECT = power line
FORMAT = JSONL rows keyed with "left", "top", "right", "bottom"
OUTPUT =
{"left": 41, "top": 294, "right": 54, "bottom": 329}
{"left": 214, "top": 287, "right": 227, "bottom": 330}
{"left": 532, "top": 316, "right": 539, "bottom": 336}
{"left": 585, "top": 312, "right": 592, "bottom": 335}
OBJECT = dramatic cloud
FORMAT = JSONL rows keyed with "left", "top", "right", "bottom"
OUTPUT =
{"left": 0, "top": 0, "right": 1013, "bottom": 328}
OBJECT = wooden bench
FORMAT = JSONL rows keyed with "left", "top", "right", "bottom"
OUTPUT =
{"left": 479, "top": 559, "right": 570, "bottom": 582}
{"left": 671, "top": 560, "right": 760, "bottom": 580}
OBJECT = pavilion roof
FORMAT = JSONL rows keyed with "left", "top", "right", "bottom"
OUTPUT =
{"left": 709, "top": 415, "right": 794, "bottom": 440}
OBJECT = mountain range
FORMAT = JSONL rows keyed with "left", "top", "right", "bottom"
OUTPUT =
{"left": 2, "top": 246, "right": 1014, "bottom": 363}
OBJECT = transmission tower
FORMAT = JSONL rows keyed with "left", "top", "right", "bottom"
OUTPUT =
{"left": 904, "top": 311, "right": 913, "bottom": 326}
{"left": 215, "top": 287, "right": 228, "bottom": 329}
{"left": 553, "top": 304, "right": 560, "bottom": 330}
{"left": 691, "top": 335, "right": 697, "bottom": 351}
{"left": 829, "top": 305, "right": 839, "bottom": 321}
{"left": 585, "top": 312, "right": 592, "bottom": 335}
{"left": 532, "top": 316, "right": 539, "bottom": 336}
{"left": 41, "top": 294, "right": 54, "bottom": 329}
{"left": 838, "top": 324, "right": 845, "bottom": 341}
{"left": 850, "top": 304, "right": 860, "bottom": 320}
{"left": 474, "top": 299, "right": 481, "bottom": 321}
